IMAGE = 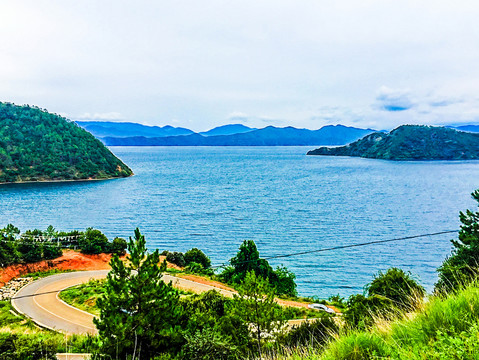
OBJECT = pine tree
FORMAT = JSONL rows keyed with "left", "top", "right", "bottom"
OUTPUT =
{"left": 94, "top": 228, "right": 181, "bottom": 359}
{"left": 233, "top": 271, "right": 285, "bottom": 359}
{"left": 437, "top": 189, "right": 479, "bottom": 292}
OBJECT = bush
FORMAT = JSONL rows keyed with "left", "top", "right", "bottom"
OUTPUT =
{"left": 42, "top": 244, "right": 63, "bottom": 260}
{"left": 182, "top": 328, "right": 240, "bottom": 360}
{"left": 17, "top": 241, "right": 42, "bottom": 263}
{"left": 278, "top": 317, "right": 339, "bottom": 348}
{"left": 79, "top": 228, "right": 110, "bottom": 254}
{"left": 367, "top": 267, "right": 425, "bottom": 311}
{"left": 166, "top": 251, "right": 186, "bottom": 267}
{"left": 344, "top": 294, "right": 395, "bottom": 330}
{"left": 110, "top": 237, "right": 127, "bottom": 255}
{"left": 185, "top": 248, "right": 211, "bottom": 269}
{"left": 0, "top": 333, "right": 57, "bottom": 360}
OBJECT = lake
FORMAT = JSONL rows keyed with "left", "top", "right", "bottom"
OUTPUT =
{"left": 1, "top": 146, "right": 478, "bottom": 298}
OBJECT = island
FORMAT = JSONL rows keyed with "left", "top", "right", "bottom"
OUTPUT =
{"left": 0, "top": 102, "right": 133, "bottom": 183}
{"left": 307, "top": 125, "right": 479, "bottom": 160}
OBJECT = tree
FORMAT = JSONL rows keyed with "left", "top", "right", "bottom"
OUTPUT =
{"left": 221, "top": 240, "right": 297, "bottom": 297}
{"left": 79, "top": 228, "right": 109, "bottom": 254}
{"left": 344, "top": 294, "right": 395, "bottom": 330}
{"left": 110, "top": 237, "right": 127, "bottom": 255}
{"left": 94, "top": 228, "right": 182, "bottom": 359}
{"left": 232, "top": 271, "right": 285, "bottom": 359}
{"left": 437, "top": 189, "right": 479, "bottom": 292}
{"left": 184, "top": 248, "right": 211, "bottom": 269}
{"left": 367, "top": 267, "right": 425, "bottom": 311}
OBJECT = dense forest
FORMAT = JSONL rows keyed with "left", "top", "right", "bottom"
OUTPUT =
{"left": 307, "top": 125, "right": 479, "bottom": 160}
{"left": 0, "top": 102, "right": 132, "bottom": 183}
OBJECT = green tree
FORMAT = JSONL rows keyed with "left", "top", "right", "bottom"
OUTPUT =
{"left": 344, "top": 294, "right": 395, "bottom": 330}
{"left": 437, "top": 189, "right": 479, "bottom": 292}
{"left": 110, "top": 237, "right": 127, "bottom": 255}
{"left": 367, "top": 267, "right": 425, "bottom": 311}
{"left": 232, "top": 271, "right": 285, "bottom": 358}
{"left": 184, "top": 248, "right": 211, "bottom": 269}
{"left": 94, "top": 228, "right": 182, "bottom": 359}
{"left": 79, "top": 228, "right": 109, "bottom": 254}
{"left": 221, "top": 240, "right": 297, "bottom": 297}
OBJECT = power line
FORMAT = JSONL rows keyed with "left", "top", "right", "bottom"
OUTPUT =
{"left": 209, "top": 230, "right": 458, "bottom": 269}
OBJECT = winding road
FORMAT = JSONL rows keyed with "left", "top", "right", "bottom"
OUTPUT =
{"left": 12, "top": 270, "right": 238, "bottom": 334}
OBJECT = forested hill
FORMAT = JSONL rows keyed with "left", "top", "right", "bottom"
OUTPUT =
{"left": 0, "top": 102, "right": 133, "bottom": 183}
{"left": 307, "top": 125, "right": 479, "bottom": 160}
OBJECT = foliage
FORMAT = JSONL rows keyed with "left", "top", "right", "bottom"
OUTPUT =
{"left": 367, "top": 267, "right": 425, "bottom": 311}
{"left": 0, "top": 333, "right": 57, "bottom": 360}
{"left": 344, "top": 294, "right": 395, "bottom": 330}
{"left": 94, "top": 228, "right": 182, "bottom": 359}
{"left": 233, "top": 271, "right": 286, "bottom": 357}
{"left": 59, "top": 279, "right": 106, "bottom": 316}
{"left": 110, "top": 237, "right": 128, "bottom": 255}
{"left": 0, "top": 102, "right": 132, "bottom": 183}
{"left": 182, "top": 328, "right": 240, "bottom": 360}
{"left": 165, "top": 251, "right": 186, "bottom": 267}
{"left": 221, "top": 240, "right": 297, "bottom": 297}
{"left": 436, "top": 189, "right": 479, "bottom": 292}
{"left": 308, "top": 125, "right": 479, "bottom": 160}
{"left": 0, "top": 300, "right": 99, "bottom": 356}
{"left": 278, "top": 317, "right": 339, "bottom": 349}
{"left": 184, "top": 248, "right": 211, "bottom": 269}
{"left": 79, "top": 228, "right": 110, "bottom": 254}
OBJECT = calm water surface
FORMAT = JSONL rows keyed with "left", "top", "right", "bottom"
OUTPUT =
{"left": 1, "top": 146, "right": 478, "bottom": 297}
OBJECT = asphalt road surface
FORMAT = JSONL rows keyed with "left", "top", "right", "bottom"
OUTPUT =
{"left": 12, "top": 270, "right": 237, "bottom": 334}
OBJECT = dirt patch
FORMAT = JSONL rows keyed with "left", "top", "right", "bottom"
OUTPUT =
{"left": 175, "top": 273, "right": 235, "bottom": 292}
{"left": 0, "top": 250, "right": 180, "bottom": 287}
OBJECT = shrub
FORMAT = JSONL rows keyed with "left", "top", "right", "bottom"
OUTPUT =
{"left": 184, "top": 248, "right": 211, "bottom": 269}
{"left": 110, "top": 237, "right": 127, "bottom": 255}
{"left": 182, "top": 328, "right": 240, "bottom": 360}
{"left": 79, "top": 228, "right": 110, "bottom": 254}
{"left": 166, "top": 251, "right": 186, "bottom": 267}
{"left": 278, "top": 317, "right": 339, "bottom": 348}
{"left": 367, "top": 267, "right": 425, "bottom": 311}
{"left": 42, "top": 244, "right": 63, "bottom": 260}
{"left": 344, "top": 294, "right": 395, "bottom": 330}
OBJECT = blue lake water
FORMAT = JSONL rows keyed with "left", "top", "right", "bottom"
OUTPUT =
{"left": 1, "top": 146, "right": 479, "bottom": 298}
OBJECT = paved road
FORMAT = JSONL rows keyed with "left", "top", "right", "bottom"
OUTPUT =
{"left": 12, "top": 270, "right": 237, "bottom": 334}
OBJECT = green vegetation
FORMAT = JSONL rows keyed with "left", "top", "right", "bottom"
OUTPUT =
{"left": 94, "top": 228, "right": 182, "bottom": 359}
{"left": 220, "top": 240, "right": 297, "bottom": 297}
{"left": 307, "top": 125, "right": 479, "bottom": 160}
{"left": 0, "top": 224, "right": 127, "bottom": 267}
{"left": 0, "top": 224, "right": 63, "bottom": 267}
{"left": 59, "top": 279, "right": 106, "bottom": 316}
{"left": 0, "top": 102, "right": 132, "bottom": 183}
{"left": 0, "top": 300, "right": 98, "bottom": 359}
{"left": 436, "top": 189, "right": 479, "bottom": 292}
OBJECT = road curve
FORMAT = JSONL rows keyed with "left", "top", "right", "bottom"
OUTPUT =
{"left": 12, "top": 270, "right": 237, "bottom": 334}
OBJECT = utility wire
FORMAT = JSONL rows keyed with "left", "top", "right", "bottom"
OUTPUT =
{"left": 8, "top": 230, "right": 458, "bottom": 299}
{"left": 209, "top": 230, "right": 458, "bottom": 269}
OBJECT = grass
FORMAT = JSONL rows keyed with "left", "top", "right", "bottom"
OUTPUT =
{"left": 25, "top": 268, "right": 75, "bottom": 280}
{"left": 59, "top": 279, "right": 106, "bottom": 316}
{"left": 277, "top": 283, "right": 479, "bottom": 360}
{"left": 0, "top": 300, "right": 99, "bottom": 354}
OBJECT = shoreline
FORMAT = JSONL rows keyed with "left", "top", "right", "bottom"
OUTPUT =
{"left": 0, "top": 173, "right": 134, "bottom": 186}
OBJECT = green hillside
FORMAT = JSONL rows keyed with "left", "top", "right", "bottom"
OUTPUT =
{"left": 0, "top": 102, "right": 132, "bottom": 183}
{"left": 307, "top": 125, "right": 479, "bottom": 160}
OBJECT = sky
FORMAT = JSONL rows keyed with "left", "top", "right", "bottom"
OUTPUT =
{"left": 1, "top": 1, "right": 479, "bottom": 132}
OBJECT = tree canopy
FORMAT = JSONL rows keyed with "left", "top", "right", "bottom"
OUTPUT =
{"left": 0, "top": 102, "right": 132, "bottom": 183}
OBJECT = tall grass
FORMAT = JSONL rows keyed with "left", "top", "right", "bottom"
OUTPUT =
{"left": 280, "top": 283, "right": 479, "bottom": 360}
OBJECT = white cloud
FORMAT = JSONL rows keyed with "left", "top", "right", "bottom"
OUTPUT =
{"left": 76, "top": 112, "right": 123, "bottom": 121}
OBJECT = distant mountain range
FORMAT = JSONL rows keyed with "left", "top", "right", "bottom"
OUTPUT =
{"left": 76, "top": 121, "right": 195, "bottom": 138}
{"left": 98, "top": 125, "right": 374, "bottom": 146}
{"left": 307, "top": 125, "right": 479, "bottom": 160}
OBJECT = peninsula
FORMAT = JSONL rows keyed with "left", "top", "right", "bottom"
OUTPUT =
{"left": 0, "top": 102, "right": 133, "bottom": 183}
{"left": 307, "top": 125, "right": 479, "bottom": 160}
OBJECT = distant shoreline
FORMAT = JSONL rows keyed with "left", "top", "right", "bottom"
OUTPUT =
{"left": 0, "top": 174, "right": 134, "bottom": 186}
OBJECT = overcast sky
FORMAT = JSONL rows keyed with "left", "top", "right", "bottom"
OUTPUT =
{"left": 1, "top": 1, "right": 478, "bottom": 131}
